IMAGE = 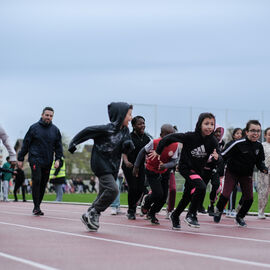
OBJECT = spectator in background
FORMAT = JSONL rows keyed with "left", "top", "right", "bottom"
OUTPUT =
{"left": 111, "top": 167, "right": 124, "bottom": 215}
{"left": 2, "top": 157, "right": 15, "bottom": 201}
{"left": 90, "top": 176, "right": 97, "bottom": 193}
{"left": 49, "top": 157, "right": 66, "bottom": 202}
{"left": 13, "top": 163, "right": 26, "bottom": 202}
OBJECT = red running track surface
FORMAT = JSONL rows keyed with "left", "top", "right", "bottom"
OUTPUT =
{"left": 0, "top": 201, "right": 270, "bottom": 270}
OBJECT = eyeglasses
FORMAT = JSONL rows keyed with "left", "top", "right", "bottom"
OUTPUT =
{"left": 248, "top": 129, "right": 261, "bottom": 134}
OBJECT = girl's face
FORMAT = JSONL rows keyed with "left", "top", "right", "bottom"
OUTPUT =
{"left": 133, "top": 118, "right": 145, "bottom": 135}
{"left": 122, "top": 109, "right": 133, "bottom": 127}
{"left": 265, "top": 129, "right": 270, "bottom": 143}
{"left": 233, "top": 129, "right": 242, "bottom": 140}
{"left": 201, "top": 117, "right": 215, "bottom": 137}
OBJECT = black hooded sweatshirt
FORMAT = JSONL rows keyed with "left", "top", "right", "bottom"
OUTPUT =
{"left": 156, "top": 113, "right": 220, "bottom": 176}
{"left": 68, "top": 102, "right": 134, "bottom": 179}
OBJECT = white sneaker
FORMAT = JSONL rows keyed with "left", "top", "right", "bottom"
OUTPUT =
{"left": 230, "top": 209, "right": 237, "bottom": 218}
{"left": 111, "top": 207, "right": 117, "bottom": 215}
{"left": 226, "top": 210, "right": 231, "bottom": 218}
{"left": 258, "top": 213, "right": 266, "bottom": 219}
{"left": 165, "top": 211, "right": 171, "bottom": 219}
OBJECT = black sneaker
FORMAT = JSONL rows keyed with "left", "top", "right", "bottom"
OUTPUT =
{"left": 127, "top": 212, "right": 136, "bottom": 220}
{"left": 140, "top": 195, "right": 148, "bottom": 216}
{"left": 184, "top": 214, "right": 200, "bottom": 228}
{"left": 208, "top": 205, "right": 214, "bottom": 216}
{"left": 213, "top": 207, "right": 222, "bottom": 223}
{"left": 170, "top": 211, "right": 181, "bottom": 230}
{"left": 198, "top": 206, "right": 207, "bottom": 214}
{"left": 81, "top": 213, "right": 98, "bottom": 232}
{"left": 150, "top": 215, "right": 160, "bottom": 225}
{"left": 235, "top": 216, "right": 247, "bottom": 227}
{"left": 87, "top": 208, "right": 100, "bottom": 229}
{"left": 32, "top": 208, "right": 44, "bottom": 216}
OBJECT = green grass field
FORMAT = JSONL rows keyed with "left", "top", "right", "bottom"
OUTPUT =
{"left": 9, "top": 192, "right": 269, "bottom": 213}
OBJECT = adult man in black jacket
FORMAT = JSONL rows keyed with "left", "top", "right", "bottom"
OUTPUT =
{"left": 18, "top": 107, "right": 63, "bottom": 215}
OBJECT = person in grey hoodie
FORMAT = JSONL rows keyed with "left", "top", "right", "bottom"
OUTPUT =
{"left": 69, "top": 102, "right": 134, "bottom": 232}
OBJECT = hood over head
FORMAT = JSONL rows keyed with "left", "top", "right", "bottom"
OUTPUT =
{"left": 214, "top": 124, "right": 224, "bottom": 143}
{"left": 195, "top": 112, "right": 216, "bottom": 134}
{"left": 108, "top": 102, "right": 131, "bottom": 129}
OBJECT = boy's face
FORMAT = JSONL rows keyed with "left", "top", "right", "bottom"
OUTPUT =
{"left": 246, "top": 124, "right": 261, "bottom": 142}
{"left": 122, "top": 109, "right": 133, "bottom": 127}
{"left": 201, "top": 117, "right": 215, "bottom": 137}
{"left": 214, "top": 127, "right": 222, "bottom": 141}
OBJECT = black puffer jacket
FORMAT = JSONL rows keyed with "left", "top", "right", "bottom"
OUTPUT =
{"left": 69, "top": 102, "right": 134, "bottom": 179}
{"left": 18, "top": 119, "right": 63, "bottom": 167}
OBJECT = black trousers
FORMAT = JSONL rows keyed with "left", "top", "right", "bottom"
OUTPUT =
{"left": 174, "top": 170, "right": 206, "bottom": 217}
{"left": 13, "top": 181, "right": 26, "bottom": 201}
{"left": 123, "top": 166, "right": 146, "bottom": 214}
{"left": 144, "top": 169, "right": 170, "bottom": 216}
{"left": 202, "top": 169, "right": 220, "bottom": 203}
{"left": 30, "top": 163, "right": 51, "bottom": 210}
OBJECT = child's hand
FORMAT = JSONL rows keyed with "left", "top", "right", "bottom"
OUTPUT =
{"left": 212, "top": 149, "right": 218, "bottom": 160}
{"left": 159, "top": 161, "right": 165, "bottom": 171}
{"left": 124, "top": 160, "right": 133, "bottom": 168}
{"left": 132, "top": 167, "right": 139, "bottom": 177}
{"left": 148, "top": 150, "right": 159, "bottom": 161}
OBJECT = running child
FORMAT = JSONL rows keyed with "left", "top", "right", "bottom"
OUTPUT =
{"left": 133, "top": 124, "right": 179, "bottom": 225}
{"left": 152, "top": 113, "right": 221, "bottom": 229}
{"left": 214, "top": 120, "right": 268, "bottom": 227}
{"left": 68, "top": 102, "right": 134, "bottom": 232}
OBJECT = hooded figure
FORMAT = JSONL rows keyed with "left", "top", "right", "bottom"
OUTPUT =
{"left": 155, "top": 112, "right": 221, "bottom": 229}
{"left": 68, "top": 102, "right": 134, "bottom": 232}
{"left": 69, "top": 102, "right": 134, "bottom": 179}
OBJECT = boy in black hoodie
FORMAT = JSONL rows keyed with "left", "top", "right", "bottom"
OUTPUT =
{"left": 68, "top": 102, "right": 134, "bottom": 232}
{"left": 152, "top": 113, "right": 221, "bottom": 229}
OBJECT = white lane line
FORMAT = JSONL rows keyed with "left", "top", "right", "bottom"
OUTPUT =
{"left": 1, "top": 210, "right": 270, "bottom": 244}
{"left": 0, "top": 221, "right": 270, "bottom": 269}
{"left": 0, "top": 251, "right": 59, "bottom": 270}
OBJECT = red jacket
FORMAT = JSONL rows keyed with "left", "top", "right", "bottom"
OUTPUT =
{"left": 146, "top": 138, "right": 178, "bottom": 174}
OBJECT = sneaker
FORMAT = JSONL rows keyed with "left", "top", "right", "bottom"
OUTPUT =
{"left": 111, "top": 207, "right": 117, "bottom": 215}
{"left": 127, "top": 212, "right": 136, "bottom": 220}
{"left": 23, "top": 199, "right": 27, "bottom": 202}
{"left": 145, "top": 213, "right": 151, "bottom": 220}
{"left": 13, "top": 199, "right": 18, "bottom": 202}
{"left": 32, "top": 208, "right": 44, "bottom": 216}
{"left": 81, "top": 213, "right": 98, "bottom": 232}
{"left": 184, "top": 214, "right": 200, "bottom": 228}
{"left": 165, "top": 210, "right": 171, "bottom": 219}
{"left": 207, "top": 205, "right": 214, "bottom": 216}
{"left": 198, "top": 206, "right": 207, "bottom": 214}
{"left": 87, "top": 208, "right": 100, "bottom": 229}
{"left": 150, "top": 215, "right": 160, "bottom": 225}
{"left": 226, "top": 210, "right": 231, "bottom": 218}
{"left": 213, "top": 207, "right": 222, "bottom": 223}
{"left": 230, "top": 209, "right": 237, "bottom": 218}
{"left": 170, "top": 211, "right": 181, "bottom": 230}
{"left": 235, "top": 216, "right": 247, "bottom": 227}
{"left": 258, "top": 213, "right": 266, "bottom": 219}
{"left": 140, "top": 195, "right": 148, "bottom": 216}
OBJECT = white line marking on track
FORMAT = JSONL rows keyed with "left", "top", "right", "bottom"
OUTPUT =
{"left": 0, "top": 251, "right": 59, "bottom": 270}
{"left": 0, "top": 221, "right": 270, "bottom": 268}
{"left": 1, "top": 210, "right": 270, "bottom": 244}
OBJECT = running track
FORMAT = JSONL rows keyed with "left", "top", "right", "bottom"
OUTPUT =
{"left": 0, "top": 202, "right": 269, "bottom": 270}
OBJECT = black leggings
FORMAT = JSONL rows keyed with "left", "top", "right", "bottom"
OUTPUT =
{"left": 174, "top": 170, "right": 206, "bottom": 217}
{"left": 14, "top": 181, "right": 26, "bottom": 201}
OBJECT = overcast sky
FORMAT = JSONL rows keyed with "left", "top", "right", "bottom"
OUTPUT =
{"left": 1, "top": 0, "right": 270, "bottom": 144}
